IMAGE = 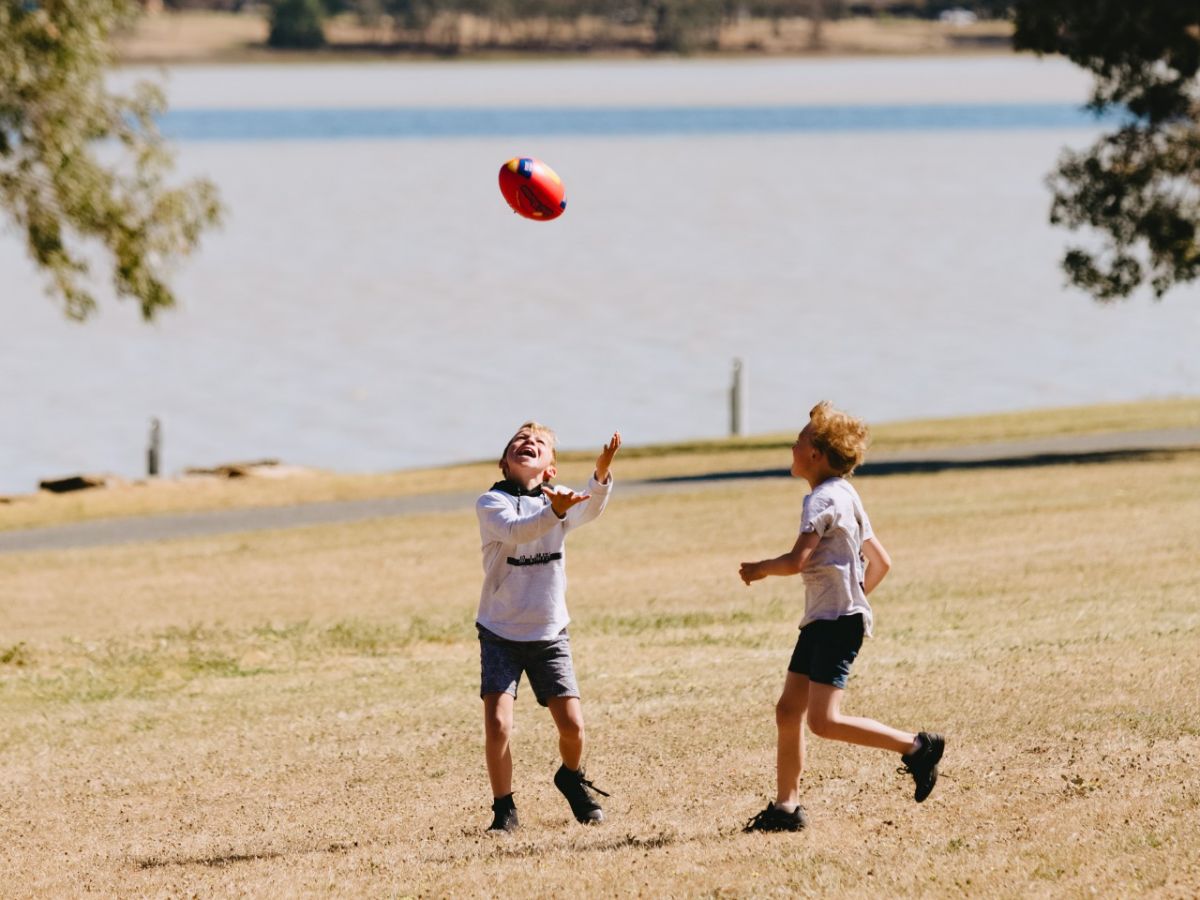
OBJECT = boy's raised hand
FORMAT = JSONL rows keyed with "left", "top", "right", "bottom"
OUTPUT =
{"left": 595, "top": 431, "right": 622, "bottom": 483}
{"left": 545, "top": 485, "right": 592, "bottom": 519}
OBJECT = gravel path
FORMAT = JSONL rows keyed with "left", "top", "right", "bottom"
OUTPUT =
{"left": 3, "top": 428, "right": 1196, "bottom": 555}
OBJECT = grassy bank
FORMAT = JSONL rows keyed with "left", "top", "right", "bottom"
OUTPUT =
{"left": 1, "top": 402, "right": 1198, "bottom": 895}
{"left": 3, "top": 397, "right": 1197, "bottom": 533}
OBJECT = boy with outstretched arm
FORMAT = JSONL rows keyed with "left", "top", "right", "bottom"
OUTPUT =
{"left": 739, "top": 401, "right": 944, "bottom": 832}
{"left": 476, "top": 421, "right": 621, "bottom": 833}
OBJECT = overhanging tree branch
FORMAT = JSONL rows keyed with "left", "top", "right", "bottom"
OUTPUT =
{"left": 0, "top": 0, "right": 222, "bottom": 321}
{"left": 1008, "top": 0, "right": 1200, "bottom": 301}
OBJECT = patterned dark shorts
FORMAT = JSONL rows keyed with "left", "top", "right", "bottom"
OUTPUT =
{"left": 477, "top": 623, "right": 580, "bottom": 707}
{"left": 787, "top": 613, "right": 865, "bottom": 689}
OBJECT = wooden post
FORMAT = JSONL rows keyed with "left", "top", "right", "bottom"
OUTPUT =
{"left": 147, "top": 417, "right": 161, "bottom": 477}
{"left": 730, "top": 358, "right": 747, "bottom": 436}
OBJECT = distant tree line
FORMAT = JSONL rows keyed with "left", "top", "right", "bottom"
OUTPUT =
{"left": 150, "top": 0, "right": 1007, "bottom": 53}
{"left": 260, "top": 0, "right": 824, "bottom": 54}
{"left": 253, "top": 0, "right": 1008, "bottom": 53}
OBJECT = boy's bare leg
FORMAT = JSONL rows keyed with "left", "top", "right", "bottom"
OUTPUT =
{"left": 806, "top": 682, "right": 915, "bottom": 753}
{"left": 775, "top": 672, "right": 810, "bottom": 807}
{"left": 547, "top": 696, "right": 585, "bottom": 770}
{"left": 483, "top": 692, "right": 515, "bottom": 797}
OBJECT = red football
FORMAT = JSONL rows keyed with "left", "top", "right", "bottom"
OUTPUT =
{"left": 498, "top": 157, "right": 567, "bottom": 221}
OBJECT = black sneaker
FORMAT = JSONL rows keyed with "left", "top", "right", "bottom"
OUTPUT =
{"left": 743, "top": 802, "right": 808, "bottom": 832}
{"left": 899, "top": 731, "right": 945, "bottom": 802}
{"left": 553, "top": 764, "right": 609, "bottom": 824}
{"left": 487, "top": 794, "right": 519, "bottom": 833}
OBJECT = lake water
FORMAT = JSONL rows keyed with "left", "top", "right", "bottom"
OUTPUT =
{"left": 2, "top": 57, "right": 1197, "bottom": 494}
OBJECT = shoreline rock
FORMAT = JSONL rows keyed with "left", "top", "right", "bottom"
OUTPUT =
{"left": 38, "top": 474, "right": 131, "bottom": 494}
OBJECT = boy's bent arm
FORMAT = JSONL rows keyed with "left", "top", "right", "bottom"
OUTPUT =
{"left": 861, "top": 536, "right": 891, "bottom": 595}
{"left": 563, "top": 473, "right": 612, "bottom": 530}
{"left": 740, "top": 531, "right": 820, "bottom": 584}
{"left": 477, "top": 493, "right": 563, "bottom": 544}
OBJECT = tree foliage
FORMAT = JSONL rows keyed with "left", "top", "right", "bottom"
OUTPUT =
{"left": 1009, "top": 0, "right": 1200, "bottom": 300}
{"left": 355, "top": 0, "right": 844, "bottom": 55}
{"left": 0, "top": 0, "right": 222, "bottom": 320}
{"left": 268, "top": 0, "right": 328, "bottom": 48}
{"left": 650, "top": 0, "right": 723, "bottom": 52}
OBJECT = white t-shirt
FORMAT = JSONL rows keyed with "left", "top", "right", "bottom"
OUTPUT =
{"left": 798, "top": 477, "right": 875, "bottom": 635}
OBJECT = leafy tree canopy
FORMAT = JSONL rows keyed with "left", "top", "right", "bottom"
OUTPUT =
{"left": 268, "top": 0, "right": 327, "bottom": 49}
{"left": 0, "top": 0, "right": 222, "bottom": 320}
{"left": 1009, "top": 0, "right": 1200, "bottom": 300}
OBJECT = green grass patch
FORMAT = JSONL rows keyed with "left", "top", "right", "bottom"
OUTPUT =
{"left": 0, "top": 615, "right": 473, "bottom": 707}
{"left": 1, "top": 642, "right": 31, "bottom": 666}
{"left": 586, "top": 608, "right": 762, "bottom": 635}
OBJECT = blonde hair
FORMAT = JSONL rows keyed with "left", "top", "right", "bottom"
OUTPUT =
{"left": 808, "top": 401, "right": 869, "bottom": 476}
{"left": 499, "top": 421, "right": 558, "bottom": 475}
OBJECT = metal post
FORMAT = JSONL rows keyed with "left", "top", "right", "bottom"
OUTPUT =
{"left": 730, "top": 358, "right": 747, "bottom": 436}
{"left": 147, "top": 417, "right": 161, "bottom": 477}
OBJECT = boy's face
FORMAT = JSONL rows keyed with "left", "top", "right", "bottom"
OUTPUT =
{"left": 501, "top": 428, "right": 557, "bottom": 484}
{"left": 790, "top": 423, "right": 820, "bottom": 479}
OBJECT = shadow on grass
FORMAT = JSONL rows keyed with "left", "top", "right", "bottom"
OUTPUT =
{"left": 419, "top": 829, "right": 685, "bottom": 864}
{"left": 134, "top": 841, "right": 356, "bottom": 869}
{"left": 493, "top": 830, "right": 679, "bottom": 858}
{"left": 640, "top": 448, "right": 1194, "bottom": 485}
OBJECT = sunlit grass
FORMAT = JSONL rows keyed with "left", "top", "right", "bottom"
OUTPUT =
{"left": 2, "top": 427, "right": 1198, "bottom": 895}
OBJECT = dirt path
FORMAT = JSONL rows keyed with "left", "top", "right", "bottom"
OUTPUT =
{"left": 3, "top": 428, "right": 1196, "bottom": 554}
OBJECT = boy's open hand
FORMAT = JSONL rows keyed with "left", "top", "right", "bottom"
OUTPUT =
{"left": 546, "top": 486, "right": 591, "bottom": 519}
{"left": 595, "top": 431, "right": 621, "bottom": 483}
{"left": 739, "top": 561, "right": 765, "bottom": 585}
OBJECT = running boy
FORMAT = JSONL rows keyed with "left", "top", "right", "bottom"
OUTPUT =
{"left": 739, "top": 401, "right": 943, "bottom": 832}
{"left": 476, "top": 422, "right": 621, "bottom": 833}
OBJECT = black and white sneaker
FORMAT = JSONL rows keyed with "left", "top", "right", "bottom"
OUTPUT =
{"left": 487, "top": 794, "right": 519, "bottom": 833}
{"left": 553, "top": 764, "right": 609, "bottom": 824}
{"left": 899, "top": 732, "right": 945, "bottom": 802}
{"left": 743, "top": 802, "right": 808, "bottom": 832}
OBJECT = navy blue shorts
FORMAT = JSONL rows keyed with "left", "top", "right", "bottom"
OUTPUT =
{"left": 787, "top": 614, "right": 864, "bottom": 689}
{"left": 477, "top": 623, "right": 579, "bottom": 707}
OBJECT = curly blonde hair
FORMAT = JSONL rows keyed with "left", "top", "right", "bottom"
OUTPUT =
{"left": 808, "top": 401, "right": 870, "bottom": 476}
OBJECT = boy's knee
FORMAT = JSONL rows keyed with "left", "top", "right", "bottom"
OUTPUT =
{"left": 807, "top": 711, "right": 835, "bottom": 738}
{"left": 485, "top": 709, "right": 513, "bottom": 740}
{"left": 558, "top": 716, "right": 584, "bottom": 742}
{"left": 776, "top": 698, "right": 804, "bottom": 727}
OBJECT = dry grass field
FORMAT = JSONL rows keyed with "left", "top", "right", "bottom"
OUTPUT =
{"left": 2, "top": 405, "right": 1199, "bottom": 896}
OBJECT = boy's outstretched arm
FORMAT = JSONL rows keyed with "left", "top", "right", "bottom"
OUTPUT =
{"left": 739, "top": 531, "right": 820, "bottom": 585}
{"left": 861, "top": 536, "right": 891, "bottom": 595}
{"left": 595, "top": 431, "right": 621, "bottom": 483}
{"left": 561, "top": 432, "right": 621, "bottom": 530}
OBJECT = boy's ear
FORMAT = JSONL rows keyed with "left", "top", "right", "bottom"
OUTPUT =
{"left": 543, "top": 465, "right": 558, "bottom": 483}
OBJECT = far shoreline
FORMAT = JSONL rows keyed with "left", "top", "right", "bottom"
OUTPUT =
{"left": 114, "top": 10, "right": 1017, "bottom": 68}
{"left": 3, "top": 398, "right": 1197, "bottom": 534}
